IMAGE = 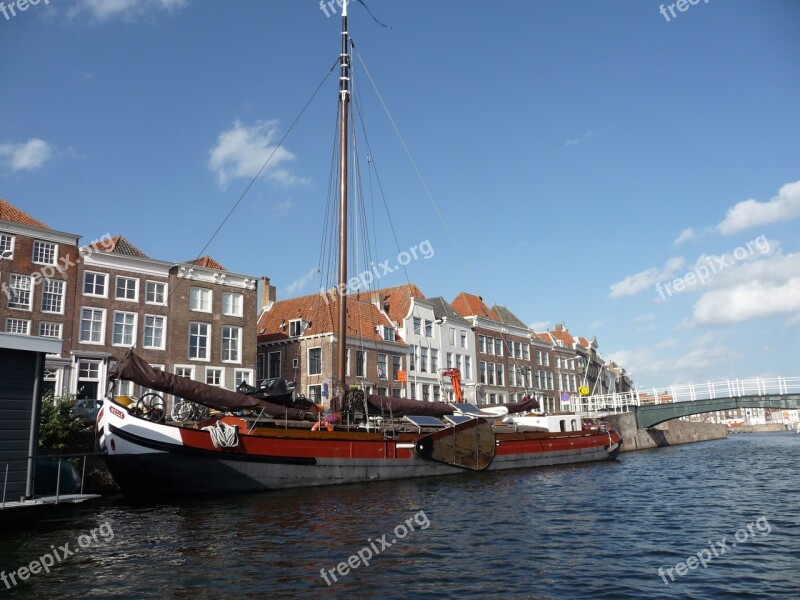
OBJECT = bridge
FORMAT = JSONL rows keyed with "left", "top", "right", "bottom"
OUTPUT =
{"left": 574, "top": 377, "right": 800, "bottom": 429}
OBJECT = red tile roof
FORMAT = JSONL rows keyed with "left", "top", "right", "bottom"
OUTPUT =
{"left": 578, "top": 336, "right": 590, "bottom": 349}
{"left": 258, "top": 292, "right": 403, "bottom": 344}
{"left": 451, "top": 292, "right": 498, "bottom": 321}
{"left": 0, "top": 198, "right": 49, "bottom": 229}
{"left": 188, "top": 256, "right": 225, "bottom": 271}
{"left": 356, "top": 283, "right": 426, "bottom": 324}
{"left": 89, "top": 235, "right": 148, "bottom": 258}
{"left": 547, "top": 328, "right": 576, "bottom": 347}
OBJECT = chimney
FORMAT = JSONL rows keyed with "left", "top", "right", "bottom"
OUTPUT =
{"left": 260, "top": 276, "right": 276, "bottom": 310}
{"left": 555, "top": 323, "right": 566, "bottom": 331}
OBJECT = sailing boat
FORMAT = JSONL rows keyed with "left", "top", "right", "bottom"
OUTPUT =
{"left": 96, "top": 4, "right": 622, "bottom": 498}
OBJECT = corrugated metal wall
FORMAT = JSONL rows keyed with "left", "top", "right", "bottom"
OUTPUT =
{"left": 0, "top": 348, "right": 37, "bottom": 500}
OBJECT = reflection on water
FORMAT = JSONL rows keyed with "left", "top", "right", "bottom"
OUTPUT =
{"left": 1, "top": 434, "right": 798, "bottom": 599}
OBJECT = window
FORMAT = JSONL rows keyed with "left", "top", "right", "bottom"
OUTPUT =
{"left": 189, "top": 287, "right": 212, "bottom": 312}
{"left": 235, "top": 369, "right": 253, "bottom": 387}
{"left": 510, "top": 366, "right": 517, "bottom": 387}
{"left": 480, "top": 361, "right": 487, "bottom": 384}
{"left": 289, "top": 319, "right": 302, "bottom": 337}
{"left": 189, "top": 322, "right": 210, "bottom": 360}
{"left": 206, "top": 368, "right": 223, "bottom": 387}
{"left": 7, "top": 274, "right": 32, "bottom": 310}
{"left": 536, "top": 350, "right": 543, "bottom": 366}
{"left": 515, "top": 342, "right": 523, "bottom": 359}
{"left": 41, "top": 279, "right": 65, "bottom": 314}
{"left": 392, "top": 355, "right": 401, "bottom": 380}
{"left": 80, "top": 308, "right": 105, "bottom": 343}
{"left": 345, "top": 348, "right": 350, "bottom": 376}
{"left": 446, "top": 352, "right": 453, "bottom": 368}
{"left": 383, "top": 326, "right": 396, "bottom": 342}
{"left": 308, "top": 385, "right": 322, "bottom": 401}
{"left": 268, "top": 351, "right": 281, "bottom": 378}
{"left": 378, "top": 387, "right": 388, "bottom": 397}
{"left": 424, "top": 320, "right": 433, "bottom": 337}
{"left": 5, "top": 318, "right": 29, "bottom": 335}
{"left": 32, "top": 240, "right": 56, "bottom": 265}
{"left": 497, "top": 364, "right": 504, "bottom": 386}
{"left": 115, "top": 276, "right": 138, "bottom": 301}
{"left": 478, "top": 335, "right": 486, "bottom": 353}
{"left": 77, "top": 360, "right": 101, "bottom": 400}
{"left": 433, "top": 385, "right": 441, "bottom": 402}
{"left": 0, "top": 234, "right": 13, "bottom": 259}
{"left": 112, "top": 312, "right": 137, "bottom": 346}
{"left": 420, "top": 347, "right": 428, "bottom": 372}
{"left": 449, "top": 327, "right": 456, "bottom": 345}
{"left": 145, "top": 281, "right": 167, "bottom": 305}
{"left": 356, "top": 350, "right": 366, "bottom": 378}
{"left": 507, "top": 341, "right": 514, "bottom": 355}
{"left": 143, "top": 315, "right": 166, "bottom": 349}
{"left": 392, "top": 388, "right": 401, "bottom": 398}
{"left": 460, "top": 331, "right": 468, "bottom": 349}
{"left": 222, "top": 326, "right": 241, "bottom": 363}
{"left": 175, "top": 366, "right": 194, "bottom": 379}
{"left": 116, "top": 380, "right": 133, "bottom": 397}
{"left": 413, "top": 317, "right": 421, "bottom": 335}
{"left": 495, "top": 338, "right": 504, "bottom": 356}
{"left": 83, "top": 272, "right": 107, "bottom": 297}
{"left": 430, "top": 349, "right": 438, "bottom": 372}
{"left": 543, "top": 352, "right": 550, "bottom": 367}
{"left": 488, "top": 363, "right": 496, "bottom": 386}
{"left": 308, "top": 348, "right": 322, "bottom": 375}
{"left": 222, "top": 292, "right": 243, "bottom": 317}
{"left": 547, "top": 371, "right": 554, "bottom": 390}
{"left": 422, "top": 384, "right": 430, "bottom": 401}
{"left": 465, "top": 356, "right": 472, "bottom": 379}
{"left": 409, "top": 345, "right": 416, "bottom": 371}
{"left": 456, "top": 354, "right": 463, "bottom": 374}
{"left": 377, "top": 353, "right": 387, "bottom": 379}
{"left": 39, "top": 322, "right": 63, "bottom": 339}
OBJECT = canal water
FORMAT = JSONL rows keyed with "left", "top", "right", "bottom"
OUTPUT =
{"left": 1, "top": 433, "right": 798, "bottom": 599}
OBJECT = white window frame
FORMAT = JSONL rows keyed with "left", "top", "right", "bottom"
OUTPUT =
{"left": 83, "top": 271, "right": 108, "bottom": 298}
{"left": 175, "top": 365, "right": 195, "bottom": 379}
{"left": 5, "top": 318, "right": 30, "bottom": 335}
{"left": 308, "top": 346, "right": 322, "bottom": 376}
{"left": 289, "top": 319, "right": 302, "bottom": 337}
{"left": 308, "top": 384, "right": 322, "bottom": 402}
{"left": 39, "top": 321, "right": 63, "bottom": 339}
{"left": 235, "top": 369, "right": 254, "bottom": 388}
{"left": 356, "top": 350, "right": 366, "bottom": 378}
{"left": 41, "top": 279, "right": 66, "bottom": 314}
{"left": 145, "top": 280, "right": 168, "bottom": 306}
{"left": 143, "top": 314, "right": 167, "bottom": 350}
{"left": 0, "top": 234, "right": 14, "bottom": 259}
{"left": 112, "top": 311, "right": 138, "bottom": 347}
{"left": 115, "top": 275, "right": 139, "bottom": 302}
{"left": 189, "top": 287, "right": 212, "bottom": 313}
{"left": 221, "top": 325, "right": 242, "bottom": 364}
{"left": 7, "top": 274, "right": 32, "bottom": 310}
{"left": 188, "top": 322, "right": 211, "bottom": 361}
{"left": 222, "top": 291, "right": 243, "bottom": 317}
{"left": 32, "top": 240, "right": 57, "bottom": 265}
{"left": 79, "top": 307, "right": 106, "bottom": 345}
{"left": 205, "top": 367, "right": 224, "bottom": 388}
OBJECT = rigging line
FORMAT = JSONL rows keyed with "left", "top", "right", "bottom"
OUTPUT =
{"left": 354, "top": 48, "right": 478, "bottom": 288}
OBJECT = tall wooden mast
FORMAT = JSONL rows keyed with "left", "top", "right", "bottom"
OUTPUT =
{"left": 335, "top": 0, "right": 351, "bottom": 394}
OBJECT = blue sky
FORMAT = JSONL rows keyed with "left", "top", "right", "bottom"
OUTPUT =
{"left": 1, "top": 0, "right": 798, "bottom": 388}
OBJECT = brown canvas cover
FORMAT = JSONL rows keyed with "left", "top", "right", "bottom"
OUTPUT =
{"left": 363, "top": 394, "right": 540, "bottom": 417}
{"left": 109, "top": 350, "right": 319, "bottom": 420}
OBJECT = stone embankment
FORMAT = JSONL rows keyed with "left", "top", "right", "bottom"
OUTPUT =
{"left": 606, "top": 413, "right": 728, "bottom": 453}
{"left": 728, "top": 423, "right": 788, "bottom": 433}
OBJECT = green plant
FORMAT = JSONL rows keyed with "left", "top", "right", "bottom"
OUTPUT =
{"left": 38, "top": 392, "right": 89, "bottom": 451}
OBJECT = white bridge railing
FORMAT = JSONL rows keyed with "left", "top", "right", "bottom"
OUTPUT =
{"left": 574, "top": 376, "right": 800, "bottom": 415}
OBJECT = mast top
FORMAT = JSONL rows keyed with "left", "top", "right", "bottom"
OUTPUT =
{"left": 342, "top": 0, "right": 348, "bottom": 18}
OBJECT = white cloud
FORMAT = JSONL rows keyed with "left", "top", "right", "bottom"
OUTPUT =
{"left": 690, "top": 251, "right": 800, "bottom": 326}
{"left": 564, "top": 129, "right": 603, "bottom": 148}
{"left": 529, "top": 321, "right": 551, "bottom": 331}
{"left": 70, "top": 0, "right": 188, "bottom": 21}
{"left": 285, "top": 268, "right": 318, "bottom": 295}
{"left": 717, "top": 180, "right": 800, "bottom": 235}
{"left": 609, "top": 256, "right": 685, "bottom": 298}
{"left": 208, "top": 120, "right": 302, "bottom": 188}
{"left": 0, "top": 138, "right": 54, "bottom": 173}
{"left": 673, "top": 227, "right": 696, "bottom": 246}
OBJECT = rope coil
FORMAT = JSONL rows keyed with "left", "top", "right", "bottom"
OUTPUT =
{"left": 202, "top": 421, "right": 239, "bottom": 449}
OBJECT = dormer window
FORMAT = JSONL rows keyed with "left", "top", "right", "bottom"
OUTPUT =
{"left": 383, "top": 326, "right": 395, "bottom": 342}
{"left": 289, "top": 319, "right": 302, "bottom": 337}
